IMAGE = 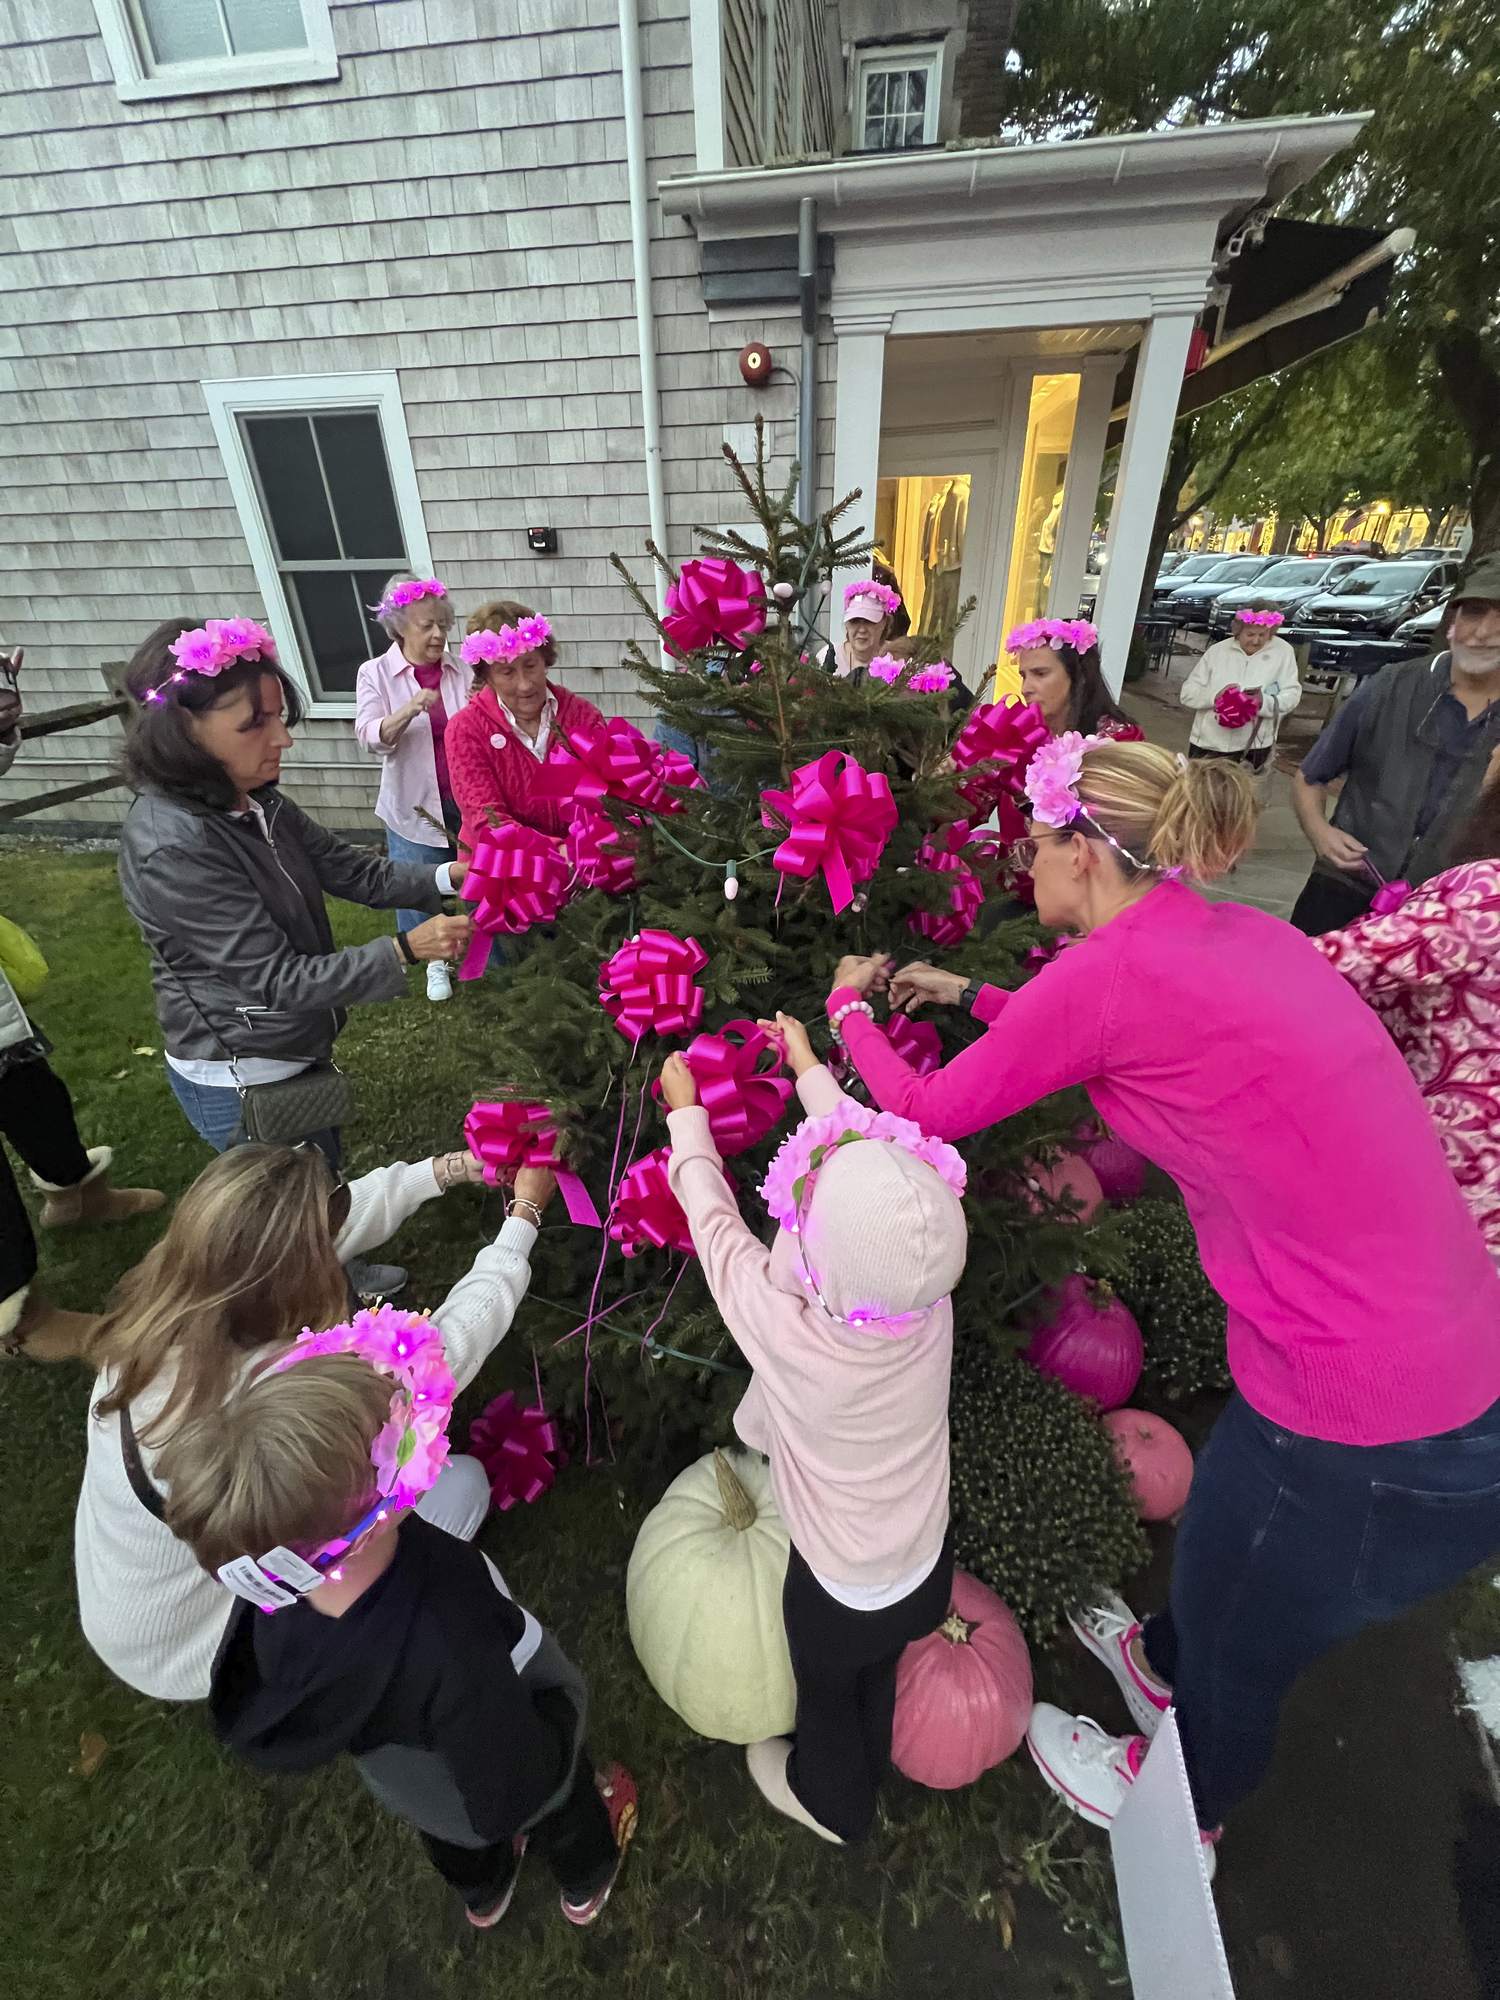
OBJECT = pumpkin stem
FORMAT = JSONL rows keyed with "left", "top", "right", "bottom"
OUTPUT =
{"left": 938, "top": 1610, "right": 979, "bottom": 1645}
{"left": 713, "top": 1449, "right": 758, "bottom": 1533}
{"left": 1090, "top": 1278, "right": 1115, "bottom": 1306}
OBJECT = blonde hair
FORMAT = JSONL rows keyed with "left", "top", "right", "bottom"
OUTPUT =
{"left": 156, "top": 1353, "right": 394, "bottom": 1575}
{"left": 377, "top": 573, "right": 455, "bottom": 639}
{"left": 1074, "top": 740, "right": 1258, "bottom": 882}
{"left": 89, "top": 1146, "right": 351, "bottom": 1446}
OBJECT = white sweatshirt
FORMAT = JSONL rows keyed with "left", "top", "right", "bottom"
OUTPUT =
{"left": 1179, "top": 634, "right": 1302, "bottom": 753}
{"left": 73, "top": 1159, "right": 537, "bottom": 1701}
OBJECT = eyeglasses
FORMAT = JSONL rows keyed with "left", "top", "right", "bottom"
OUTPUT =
{"left": 1011, "top": 831, "right": 1072, "bottom": 870}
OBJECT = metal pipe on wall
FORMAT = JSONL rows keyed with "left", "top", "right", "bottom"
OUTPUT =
{"left": 796, "top": 195, "right": 818, "bottom": 527}
{"left": 619, "top": 0, "right": 668, "bottom": 615}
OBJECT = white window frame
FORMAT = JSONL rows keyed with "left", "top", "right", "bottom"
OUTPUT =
{"left": 851, "top": 42, "right": 944, "bottom": 153}
{"left": 90, "top": 0, "right": 338, "bottom": 102}
{"left": 202, "top": 371, "right": 433, "bottom": 718}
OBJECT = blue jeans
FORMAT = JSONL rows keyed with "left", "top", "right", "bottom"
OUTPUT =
{"left": 387, "top": 813, "right": 458, "bottom": 935}
{"left": 165, "top": 1063, "right": 341, "bottom": 1171}
{"left": 1143, "top": 1389, "right": 1500, "bottom": 1829}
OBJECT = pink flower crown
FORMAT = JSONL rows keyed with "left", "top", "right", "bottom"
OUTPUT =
{"left": 461, "top": 615, "right": 554, "bottom": 667}
{"left": 844, "top": 580, "right": 903, "bottom": 618}
{"left": 1236, "top": 608, "right": 1284, "bottom": 628}
{"left": 759, "top": 1097, "right": 967, "bottom": 1229}
{"left": 868, "top": 654, "right": 954, "bottom": 692}
{"left": 146, "top": 618, "right": 277, "bottom": 703}
{"left": 376, "top": 578, "right": 448, "bottom": 619}
{"left": 1005, "top": 617, "right": 1099, "bottom": 656}
{"left": 1023, "top": 730, "right": 1179, "bottom": 875}
{"left": 269, "top": 1305, "right": 457, "bottom": 1516}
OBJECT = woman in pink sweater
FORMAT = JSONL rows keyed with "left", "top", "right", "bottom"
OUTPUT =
{"left": 661, "top": 1043, "right": 968, "bottom": 1845}
{"left": 826, "top": 737, "right": 1500, "bottom": 1854}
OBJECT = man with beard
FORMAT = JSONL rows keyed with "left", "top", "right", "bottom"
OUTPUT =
{"left": 1289, "top": 552, "right": 1500, "bottom": 933}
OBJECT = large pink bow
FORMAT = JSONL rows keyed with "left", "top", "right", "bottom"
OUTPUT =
{"left": 458, "top": 822, "right": 571, "bottom": 979}
{"left": 882, "top": 1015, "right": 944, "bottom": 1074}
{"left": 463, "top": 1099, "right": 602, "bottom": 1227}
{"left": 468, "top": 1389, "right": 568, "bottom": 1510}
{"left": 609, "top": 1145, "right": 698, "bottom": 1257}
{"left": 654, "top": 1017, "right": 794, "bottom": 1156}
{"left": 565, "top": 716, "right": 703, "bottom": 818}
{"left": 761, "top": 752, "right": 898, "bottom": 912}
{"left": 662, "top": 557, "right": 767, "bottom": 654}
{"left": 906, "top": 823, "right": 984, "bottom": 948}
{"left": 567, "top": 807, "right": 640, "bottom": 894}
{"left": 599, "top": 930, "right": 708, "bottom": 1044}
{"left": 951, "top": 699, "right": 1051, "bottom": 829}
{"left": 1370, "top": 879, "right": 1411, "bottom": 915}
{"left": 1213, "top": 685, "right": 1262, "bottom": 730}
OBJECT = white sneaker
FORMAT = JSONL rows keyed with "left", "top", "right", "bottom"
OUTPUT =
{"left": 1069, "top": 1591, "right": 1173, "bottom": 1737}
{"left": 1027, "top": 1704, "right": 1219, "bottom": 1880}
{"left": 426, "top": 961, "right": 453, "bottom": 1003}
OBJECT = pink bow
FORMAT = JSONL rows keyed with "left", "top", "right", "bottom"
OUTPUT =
{"left": 951, "top": 700, "right": 1051, "bottom": 825}
{"left": 1024, "top": 935, "right": 1067, "bottom": 972}
{"left": 1370, "top": 879, "right": 1411, "bottom": 915}
{"left": 609, "top": 1145, "right": 697, "bottom": 1257}
{"left": 565, "top": 716, "right": 703, "bottom": 817}
{"left": 468, "top": 1389, "right": 568, "bottom": 1510}
{"left": 662, "top": 557, "right": 767, "bottom": 654}
{"left": 882, "top": 1015, "right": 943, "bottom": 1074}
{"left": 1213, "top": 685, "right": 1262, "bottom": 730}
{"left": 567, "top": 807, "right": 640, "bottom": 894}
{"left": 906, "top": 822, "right": 984, "bottom": 948}
{"left": 654, "top": 1017, "right": 795, "bottom": 1156}
{"left": 599, "top": 930, "right": 708, "bottom": 1044}
{"left": 457, "top": 822, "right": 571, "bottom": 979}
{"left": 761, "top": 752, "right": 898, "bottom": 912}
{"left": 463, "top": 1099, "right": 602, "bottom": 1227}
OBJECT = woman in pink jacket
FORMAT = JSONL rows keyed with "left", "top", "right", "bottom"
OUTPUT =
{"left": 826, "top": 737, "right": 1500, "bottom": 1861}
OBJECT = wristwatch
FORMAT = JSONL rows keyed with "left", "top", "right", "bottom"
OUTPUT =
{"left": 958, "top": 978, "right": 981, "bottom": 1014}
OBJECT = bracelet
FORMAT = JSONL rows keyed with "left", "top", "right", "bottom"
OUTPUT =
{"left": 434, "top": 1151, "right": 472, "bottom": 1191}
{"left": 507, "top": 1196, "right": 545, "bottom": 1227}
{"left": 829, "top": 999, "right": 875, "bottom": 1043}
{"left": 395, "top": 930, "right": 418, "bottom": 967}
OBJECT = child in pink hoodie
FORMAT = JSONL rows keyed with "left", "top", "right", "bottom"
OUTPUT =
{"left": 661, "top": 1014, "right": 968, "bottom": 1845}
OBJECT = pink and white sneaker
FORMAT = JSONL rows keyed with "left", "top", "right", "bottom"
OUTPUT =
{"left": 1069, "top": 1591, "right": 1172, "bottom": 1737}
{"left": 1026, "top": 1705, "right": 1219, "bottom": 1880}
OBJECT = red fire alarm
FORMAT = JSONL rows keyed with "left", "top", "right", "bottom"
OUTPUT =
{"left": 738, "top": 342, "right": 773, "bottom": 388}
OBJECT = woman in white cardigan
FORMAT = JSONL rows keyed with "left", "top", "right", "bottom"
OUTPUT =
{"left": 1179, "top": 605, "right": 1302, "bottom": 773}
{"left": 74, "top": 1141, "right": 554, "bottom": 1701}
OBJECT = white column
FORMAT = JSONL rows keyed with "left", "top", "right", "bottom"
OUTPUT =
{"left": 1092, "top": 312, "right": 1197, "bottom": 694}
{"left": 688, "top": 0, "right": 725, "bottom": 171}
{"left": 1046, "top": 353, "right": 1121, "bottom": 623}
{"left": 829, "top": 314, "right": 891, "bottom": 605}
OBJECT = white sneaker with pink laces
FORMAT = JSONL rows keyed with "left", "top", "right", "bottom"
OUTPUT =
{"left": 1026, "top": 1704, "right": 1219, "bottom": 1880}
{"left": 1069, "top": 1591, "right": 1172, "bottom": 1737}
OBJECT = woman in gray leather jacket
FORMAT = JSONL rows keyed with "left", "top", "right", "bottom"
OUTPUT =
{"left": 117, "top": 619, "right": 474, "bottom": 1184}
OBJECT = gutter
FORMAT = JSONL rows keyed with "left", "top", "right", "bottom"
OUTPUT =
{"left": 619, "top": 0, "right": 668, "bottom": 615}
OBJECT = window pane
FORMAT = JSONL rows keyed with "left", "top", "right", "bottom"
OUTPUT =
{"left": 222, "top": 0, "right": 307, "bottom": 52}
{"left": 906, "top": 70, "right": 927, "bottom": 115}
{"left": 290, "top": 573, "right": 370, "bottom": 696}
{"left": 865, "top": 72, "right": 884, "bottom": 119}
{"left": 353, "top": 569, "right": 397, "bottom": 660}
{"left": 245, "top": 416, "right": 340, "bottom": 561}
{"left": 136, "top": 0, "right": 227, "bottom": 63}
{"left": 313, "top": 413, "right": 406, "bottom": 562}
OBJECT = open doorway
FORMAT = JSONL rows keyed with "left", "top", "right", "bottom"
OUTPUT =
{"left": 995, "top": 373, "right": 1081, "bottom": 697}
{"left": 874, "top": 474, "right": 971, "bottom": 637}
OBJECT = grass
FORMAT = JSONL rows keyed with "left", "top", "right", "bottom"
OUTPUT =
{"left": 1, "top": 843, "right": 1124, "bottom": 2000}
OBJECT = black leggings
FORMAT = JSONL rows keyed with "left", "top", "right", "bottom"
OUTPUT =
{"left": 0, "top": 1054, "right": 91, "bottom": 1301}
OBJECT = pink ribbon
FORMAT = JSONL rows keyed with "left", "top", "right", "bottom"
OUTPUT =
{"left": 599, "top": 930, "right": 708, "bottom": 1044}
{"left": 565, "top": 716, "right": 704, "bottom": 818}
{"left": 608, "top": 1145, "right": 697, "bottom": 1257}
{"left": 653, "top": 1017, "right": 794, "bottom": 1156}
{"left": 1213, "top": 685, "right": 1262, "bottom": 730}
{"left": 662, "top": 556, "right": 767, "bottom": 654}
{"left": 1370, "top": 879, "right": 1411, "bottom": 915}
{"left": 567, "top": 807, "right": 640, "bottom": 894}
{"left": 1024, "top": 935, "right": 1067, "bottom": 972}
{"left": 468, "top": 1389, "right": 568, "bottom": 1509}
{"left": 882, "top": 1015, "right": 943, "bottom": 1073}
{"left": 761, "top": 751, "right": 898, "bottom": 912}
{"left": 906, "top": 822, "right": 984, "bottom": 948}
{"left": 463, "top": 1099, "right": 602, "bottom": 1227}
{"left": 457, "top": 822, "right": 571, "bottom": 979}
{"left": 951, "top": 699, "right": 1051, "bottom": 825}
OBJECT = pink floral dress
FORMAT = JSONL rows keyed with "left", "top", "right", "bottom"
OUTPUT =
{"left": 1314, "top": 859, "right": 1500, "bottom": 1257}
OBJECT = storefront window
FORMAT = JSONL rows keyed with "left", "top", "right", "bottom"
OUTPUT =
{"left": 996, "top": 374, "right": 1080, "bottom": 699}
{"left": 873, "top": 474, "right": 971, "bottom": 639}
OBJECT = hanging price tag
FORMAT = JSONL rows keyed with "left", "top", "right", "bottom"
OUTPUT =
{"left": 217, "top": 1556, "right": 297, "bottom": 1611}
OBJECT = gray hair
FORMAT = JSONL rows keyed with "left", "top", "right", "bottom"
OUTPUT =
{"left": 372, "top": 572, "right": 456, "bottom": 639}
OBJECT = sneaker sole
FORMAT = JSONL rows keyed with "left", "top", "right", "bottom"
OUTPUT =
{"left": 561, "top": 1795, "right": 638, "bottom": 1926}
{"left": 1070, "top": 1618, "right": 1169, "bottom": 1737}
{"left": 1026, "top": 1733, "right": 1119, "bottom": 1831}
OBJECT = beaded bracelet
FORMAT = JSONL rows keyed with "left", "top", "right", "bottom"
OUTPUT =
{"left": 508, "top": 1196, "right": 545, "bottom": 1228}
{"left": 829, "top": 998, "right": 875, "bottom": 1044}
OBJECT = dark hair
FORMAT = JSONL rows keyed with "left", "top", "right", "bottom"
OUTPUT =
{"left": 463, "top": 598, "right": 559, "bottom": 683}
{"left": 1052, "top": 642, "right": 1131, "bottom": 736}
{"left": 1446, "top": 776, "right": 1500, "bottom": 867}
{"left": 122, "top": 619, "right": 305, "bottom": 810}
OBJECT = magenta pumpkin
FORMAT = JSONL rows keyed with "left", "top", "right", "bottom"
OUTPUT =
{"left": 1085, "top": 1131, "right": 1149, "bottom": 1204}
{"left": 1017, "top": 1152, "right": 1103, "bottom": 1224}
{"left": 1024, "top": 1274, "right": 1143, "bottom": 1408}
{"left": 1104, "top": 1408, "right": 1195, "bottom": 1521}
{"left": 892, "top": 1569, "right": 1033, "bottom": 1789}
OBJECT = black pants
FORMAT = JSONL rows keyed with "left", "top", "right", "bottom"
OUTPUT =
{"left": 1289, "top": 867, "right": 1376, "bottom": 936}
{"left": 782, "top": 1531, "right": 954, "bottom": 1842}
{"left": 421, "top": 1740, "right": 615, "bottom": 1912}
{"left": 1187, "top": 743, "right": 1272, "bottom": 774}
{"left": 0, "top": 1054, "right": 91, "bottom": 1301}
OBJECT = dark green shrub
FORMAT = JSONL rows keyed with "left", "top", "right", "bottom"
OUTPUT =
{"left": 1112, "top": 1198, "right": 1230, "bottom": 1396}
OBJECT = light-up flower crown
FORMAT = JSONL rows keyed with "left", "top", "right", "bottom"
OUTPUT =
{"left": 869, "top": 654, "right": 954, "bottom": 692}
{"left": 1022, "top": 730, "right": 1178, "bottom": 876}
{"left": 1006, "top": 617, "right": 1100, "bottom": 656}
{"left": 844, "top": 580, "right": 903, "bottom": 618}
{"left": 144, "top": 618, "right": 277, "bottom": 703}
{"left": 1236, "top": 608, "right": 1284, "bottom": 628}
{"left": 375, "top": 578, "right": 448, "bottom": 619}
{"left": 460, "top": 615, "right": 554, "bottom": 666}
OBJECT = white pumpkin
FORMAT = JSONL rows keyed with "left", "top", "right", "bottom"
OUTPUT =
{"left": 626, "top": 1447, "right": 797, "bottom": 1743}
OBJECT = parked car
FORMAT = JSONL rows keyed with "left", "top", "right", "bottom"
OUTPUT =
{"left": 1147, "top": 553, "right": 1238, "bottom": 608}
{"left": 1156, "top": 551, "right": 1192, "bottom": 577}
{"left": 1160, "top": 554, "right": 1282, "bottom": 629}
{"left": 1207, "top": 554, "right": 1370, "bottom": 638}
{"left": 1293, "top": 555, "right": 1462, "bottom": 642}
{"left": 1390, "top": 592, "right": 1451, "bottom": 651}
{"left": 1327, "top": 539, "right": 1387, "bottom": 557}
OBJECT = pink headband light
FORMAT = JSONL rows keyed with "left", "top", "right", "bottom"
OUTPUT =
{"left": 1022, "top": 730, "right": 1179, "bottom": 876}
{"left": 144, "top": 617, "right": 277, "bottom": 703}
{"left": 1006, "top": 618, "right": 1100, "bottom": 656}
{"left": 375, "top": 578, "right": 448, "bottom": 619}
{"left": 460, "top": 615, "right": 553, "bottom": 667}
{"left": 1236, "top": 609, "right": 1284, "bottom": 628}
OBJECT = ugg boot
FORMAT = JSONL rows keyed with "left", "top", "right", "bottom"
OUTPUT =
{"left": 31, "top": 1147, "right": 165, "bottom": 1229}
{"left": 1, "top": 1282, "right": 99, "bottom": 1362}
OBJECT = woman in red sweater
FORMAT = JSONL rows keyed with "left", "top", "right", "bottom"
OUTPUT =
{"left": 444, "top": 600, "right": 606, "bottom": 863}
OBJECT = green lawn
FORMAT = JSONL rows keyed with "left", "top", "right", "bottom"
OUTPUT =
{"left": 1, "top": 844, "right": 1122, "bottom": 2000}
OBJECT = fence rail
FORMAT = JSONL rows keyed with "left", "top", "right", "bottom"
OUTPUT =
{"left": 0, "top": 667, "right": 130, "bottom": 826}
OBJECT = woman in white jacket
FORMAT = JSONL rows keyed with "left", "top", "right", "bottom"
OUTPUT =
{"left": 1179, "top": 605, "right": 1302, "bottom": 774}
{"left": 74, "top": 1141, "right": 555, "bottom": 1700}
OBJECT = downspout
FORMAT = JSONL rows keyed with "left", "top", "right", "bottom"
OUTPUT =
{"left": 619, "top": 0, "right": 668, "bottom": 615}
{"left": 796, "top": 195, "right": 818, "bottom": 525}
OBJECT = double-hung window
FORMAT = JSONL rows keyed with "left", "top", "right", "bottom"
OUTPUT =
{"left": 204, "top": 374, "right": 434, "bottom": 707}
{"left": 854, "top": 44, "right": 942, "bottom": 152}
{"left": 90, "top": 0, "right": 338, "bottom": 102}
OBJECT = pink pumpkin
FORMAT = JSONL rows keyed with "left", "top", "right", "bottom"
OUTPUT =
{"left": 892, "top": 1570, "right": 1032, "bottom": 1789}
{"left": 1017, "top": 1152, "right": 1103, "bottom": 1224}
{"left": 1024, "top": 1274, "right": 1143, "bottom": 1408}
{"left": 1085, "top": 1132, "right": 1149, "bottom": 1204}
{"left": 1105, "top": 1408, "right": 1195, "bottom": 1521}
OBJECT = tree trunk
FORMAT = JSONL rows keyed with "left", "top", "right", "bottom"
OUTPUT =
{"left": 1436, "top": 330, "right": 1500, "bottom": 560}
